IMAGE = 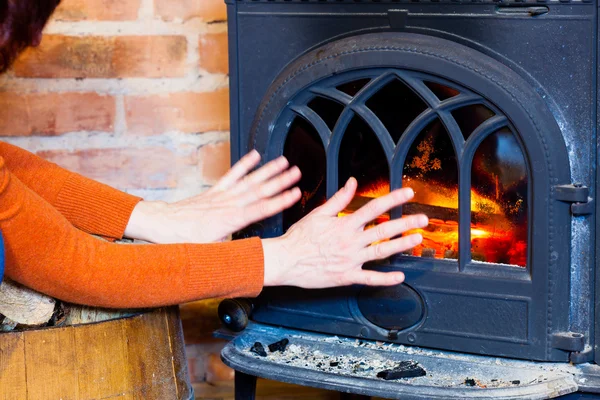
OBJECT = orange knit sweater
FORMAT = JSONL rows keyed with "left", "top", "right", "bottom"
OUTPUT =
{"left": 0, "top": 142, "right": 264, "bottom": 308}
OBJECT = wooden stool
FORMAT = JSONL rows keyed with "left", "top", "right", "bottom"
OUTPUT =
{"left": 0, "top": 307, "right": 193, "bottom": 400}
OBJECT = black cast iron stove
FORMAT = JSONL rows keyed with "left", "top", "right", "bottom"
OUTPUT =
{"left": 217, "top": 1, "right": 600, "bottom": 398}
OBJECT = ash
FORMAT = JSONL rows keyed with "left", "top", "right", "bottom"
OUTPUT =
{"left": 245, "top": 341, "right": 408, "bottom": 380}
{"left": 242, "top": 335, "right": 572, "bottom": 389}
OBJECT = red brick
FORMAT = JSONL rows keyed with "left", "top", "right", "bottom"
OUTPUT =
{"left": 155, "top": 0, "right": 226, "bottom": 22}
{"left": 0, "top": 93, "right": 114, "bottom": 136}
{"left": 53, "top": 0, "right": 141, "bottom": 21}
{"left": 205, "top": 353, "right": 234, "bottom": 383}
{"left": 125, "top": 90, "right": 230, "bottom": 135}
{"left": 198, "top": 142, "right": 230, "bottom": 185}
{"left": 13, "top": 35, "right": 187, "bottom": 79}
{"left": 179, "top": 300, "right": 222, "bottom": 344}
{"left": 37, "top": 147, "right": 181, "bottom": 189}
{"left": 199, "top": 33, "right": 229, "bottom": 75}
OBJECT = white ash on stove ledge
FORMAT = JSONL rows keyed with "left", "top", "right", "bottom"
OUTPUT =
{"left": 242, "top": 335, "right": 574, "bottom": 389}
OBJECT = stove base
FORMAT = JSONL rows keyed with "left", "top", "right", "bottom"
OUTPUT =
{"left": 219, "top": 323, "right": 600, "bottom": 400}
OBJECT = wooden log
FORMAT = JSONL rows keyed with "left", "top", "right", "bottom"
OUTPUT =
{"left": 0, "top": 307, "right": 193, "bottom": 400}
{"left": 0, "top": 316, "right": 18, "bottom": 332}
{"left": 63, "top": 304, "right": 139, "bottom": 326}
{"left": 0, "top": 279, "right": 55, "bottom": 328}
{"left": 345, "top": 196, "right": 506, "bottom": 225}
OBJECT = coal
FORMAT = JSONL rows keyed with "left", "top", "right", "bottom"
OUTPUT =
{"left": 464, "top": 378, "right": 476, "bottom": 387}
{"left": 376, "top": 361, "right": 426, "bottom": 380}
{"left": 250, "top": 342, "right": 267, "bottom": 357}
{"left": 511, "top": 380, "right": 521, "bottom": 385}
{"left": 268, "top": 338, "right": 289, "bottom": 353}
{"left": 421, "top": 248, "right": 436, "bottom": 258}
{"left": 444, "top": 250, "right": 458, "bottom": 259}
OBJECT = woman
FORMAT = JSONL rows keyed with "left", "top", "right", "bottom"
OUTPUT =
{"left": 0, "top": 0, "right": 428, "bottom": 308}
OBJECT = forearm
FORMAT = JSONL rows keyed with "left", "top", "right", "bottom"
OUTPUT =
{"left": 0, "top": 159, "right": 264, "bottom": 308}
{"left": 0, "top": 142, "right": 142, "bottom": 240}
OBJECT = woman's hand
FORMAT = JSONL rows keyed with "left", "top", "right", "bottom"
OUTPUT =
{"left": 262, "top": 178, "right": 428, "bottom": 288}
{"left": 125, "top": 150, "right": 302, "bottom": 244}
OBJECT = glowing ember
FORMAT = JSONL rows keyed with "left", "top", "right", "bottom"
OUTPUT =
{"left": 358, "top": 179, "right": 390, "bottom": 198}
{"left": 338, "top": 179, "right": 526, "bottom": 267}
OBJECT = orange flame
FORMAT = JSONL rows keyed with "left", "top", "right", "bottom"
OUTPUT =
{"left": 339, "top": 178, "right": 526, "bottom": 267}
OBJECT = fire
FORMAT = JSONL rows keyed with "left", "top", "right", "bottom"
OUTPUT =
{"left": 338, "top": 178, "right": 527, "bottom": 267}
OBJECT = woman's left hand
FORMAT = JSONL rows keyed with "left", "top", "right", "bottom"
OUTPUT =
{"left": 125, "top": 150, "right": 302, "bottom": 244}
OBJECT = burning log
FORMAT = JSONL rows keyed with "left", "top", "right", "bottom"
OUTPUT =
{"left": 343, "top": 195, "right": 525, "bottom": 266}
{"left": 444, "top": 250, "right": 458, "bottom": 259}
{"left": 421, "top": 248, "right": 436, "bottom": 258}
{"left": 345, "top": 196, "right": 506, "bottom": 225}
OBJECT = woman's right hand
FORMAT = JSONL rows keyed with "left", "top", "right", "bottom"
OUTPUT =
{"left": 262, "top": 177, "right": 428, "bottom": 289}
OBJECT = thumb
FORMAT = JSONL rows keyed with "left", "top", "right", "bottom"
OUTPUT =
{"left": 318, "top": 178, "right": 357, "bottom": 216}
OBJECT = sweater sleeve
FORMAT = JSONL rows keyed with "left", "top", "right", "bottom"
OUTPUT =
{"left": 0, "top": 142, "right": 141, "bottom": 240}
{"left": 0, "top": 157, "right": 264, "bottom": 308}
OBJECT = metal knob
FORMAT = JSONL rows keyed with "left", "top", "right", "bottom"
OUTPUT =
{"left": 218, "top": 298, "right": 254, "bottom": 332}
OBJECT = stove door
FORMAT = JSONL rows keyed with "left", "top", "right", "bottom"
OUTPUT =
{"left": 242, "top": 32, "right": 573, "bottom": 362}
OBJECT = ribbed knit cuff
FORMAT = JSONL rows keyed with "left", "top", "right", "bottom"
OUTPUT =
{"left": 185, "top": 237, "right": 265, "bottom": 300}
{"left": 54, "top": 174, "right": 142, "bottom": 240}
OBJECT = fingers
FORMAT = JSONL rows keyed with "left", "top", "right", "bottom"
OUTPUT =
{"left": 345, "top": 270, "right": 405, "bottom": 287}
{"left": 243, "top": 187, "right": 302, "bottom": 224}
{"left": 360, "top": 214, "right": 428, "bottom": 246}
{"left": 349, "top": 188, "right": 415, "bottom": 228}
{"left": 359, "top": 233, "right": 423, "bottom": 263}
{"left": 229, "top": 156, "right": 291, "bottom": 196}
{"left": 236, "top": 166, "right": 301, "bottom": 206}
{"left": 211, "top": 150, "right": 261, "bottom": 191}
{"left": 317, "top": 178, "right": 357, "bottom": 216}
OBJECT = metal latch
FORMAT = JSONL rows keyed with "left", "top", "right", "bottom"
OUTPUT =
{"left": 554, "top": 184, "right": 593, "bottom": 216}
{"left": 551, "top": 331, "right": 585, "bottom": 352}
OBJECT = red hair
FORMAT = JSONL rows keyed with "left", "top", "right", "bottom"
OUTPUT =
{"left": 0, "top": 0, "right": 61, "bottom": 72}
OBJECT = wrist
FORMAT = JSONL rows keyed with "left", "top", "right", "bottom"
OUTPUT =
{"left": 124, "top": 200, "right": 169, "bottom": 243}
{"left": 262, "top": 237, "right": 289, "bottom": 287}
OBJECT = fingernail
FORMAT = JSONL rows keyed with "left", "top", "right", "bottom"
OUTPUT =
{"left": 418, "top": 215, "right": 429, "bottom": 226}
{"left": 396, "top": 273, "right": 405, "bottom": 283}
{"left": 405, "top": 188, "right": 415, "bottom": 198}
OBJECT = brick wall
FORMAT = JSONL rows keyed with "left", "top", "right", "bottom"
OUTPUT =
{"left": 0, "top": 0, "right": 231, "bottom": 202}
{"left": 0, "top": 0, "right": 234, "bottom": 383}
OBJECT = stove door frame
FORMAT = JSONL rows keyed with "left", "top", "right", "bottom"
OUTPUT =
{"left": 245, "top": 32, "right": 572, "bottom": 362}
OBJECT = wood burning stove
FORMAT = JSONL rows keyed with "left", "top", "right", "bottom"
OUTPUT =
{"left": 219, "top": 1, "right": 600, "bottom": 398}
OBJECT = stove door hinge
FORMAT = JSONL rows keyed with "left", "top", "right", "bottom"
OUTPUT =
{"left": 569, "top": 345, "right": 594, "bottom": 364}
{"left": 554, "top": 184, "right": 593, "bottom": 216}
{"left": 551, "top": 331, "right": 585, "bottom": 353}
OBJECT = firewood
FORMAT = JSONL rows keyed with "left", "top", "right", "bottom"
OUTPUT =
{"left": 0, "top": 279, "right": 55, "bottom": 327}
{"left": 63, "top": 304, "right": 138, "bottom": 326}
{"left": 346, "top": 196, "right": 505, "bottom": 225}
{"left": 0, "top": 316, "right": 18, "bottom": 332}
